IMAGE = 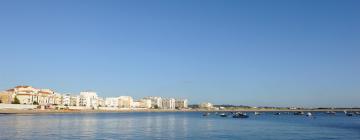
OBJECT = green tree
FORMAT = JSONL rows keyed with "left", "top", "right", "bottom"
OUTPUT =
{"left": 12, "top": 96, "right": 20, "bottom": 104}
{"left": 33, "top": 101, "right": 39, "bottom": 105}
{"left": 154, "top": 105, "right": 159, "bottom": 109}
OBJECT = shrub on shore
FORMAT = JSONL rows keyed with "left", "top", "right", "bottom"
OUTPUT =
{"left": 11, "top": 96, "right": 20, "bottom": 104}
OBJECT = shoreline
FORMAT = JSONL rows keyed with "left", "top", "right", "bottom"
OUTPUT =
{"left": 1, "top": 108, "right": 360, "bottom": 114}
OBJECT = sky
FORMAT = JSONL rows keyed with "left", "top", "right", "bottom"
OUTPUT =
{"left": 0, "top": 0, "right": 359, "bottom": 107}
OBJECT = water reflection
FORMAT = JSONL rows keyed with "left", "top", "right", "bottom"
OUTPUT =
{"left": 0, "top": 112, "right": 359, "bottom": 140}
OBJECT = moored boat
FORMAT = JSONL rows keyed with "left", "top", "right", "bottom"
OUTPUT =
{"left": 219, "top": 113, "right": 228, "bottom": 117}
{"left": 233, "top": 112, "right": 249, "bottom": 118}
{"left": 254, "top": 112, "right": 261, "bottom": 115}
{"left": 274, "top": 112, "right": 281, "bottom": 115}
{"left": 294, "top": 111, "right": 304, "bottom": 115}
{"left": 325, "top": 111, "right": 336, "bottom": 115}
{"left": 344, "top": 111, "right": 354, "bottom": 116}
{"left": 203, "top": 112, "right": 210, "bottom": 116}
{"left": 306, "top": 112, "right": 312, "bottom": 117}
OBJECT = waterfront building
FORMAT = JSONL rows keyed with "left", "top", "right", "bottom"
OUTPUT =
{"left": 0, "top": 91, "right": 14, "bottom": 104}
{"left": 6, "top": 86, "right": 39, "bottom": 104}
{"left": 37, "top": 89, "right": 55, "bottom": 105}
{"left": 175, "top": 99, "right": 188, "bottom": 109}
{"left": 98, "top": 97, "right": 105, "bottom": 107}
{"left": 1, "top": 86, "right": 190, "bottom": 111}
{"left": 105, "top": 97, "right": 119, "bottom": 107}
{"left": 53, "top": 93, "right": 62, "bottom": 105}
{"left": 162, "top": 98, "right": 176, "bottom": 109}
{"left": 70, "top": 96, "right": 80, "bottom": 106}
{"left": 144, "top": 96, "right": 162, "bottom": 109}
{"left": 199, "top": 102, "right": 213, "bottom": 109}
{"left": 132, "top": 99, "right": 152, "bottom": 108}
{"left": 131, "top": 101, "right": 140, "bottom": 108}
{"left": 79, "top": 91, "right": 98, "bottom": 109}
{"left": 118, "top": 96, "right": 133, "bottom": 108}
{"left": 138, "top": 99, "right": 152, "bottom": 108}
{"left": 62, "top": 94, "right": 71, "bottom": 106}
{"left": 3, "top": 86, "right": 66, "bottom": 106}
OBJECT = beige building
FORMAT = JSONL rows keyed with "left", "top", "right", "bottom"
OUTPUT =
{"left": 7, "top": 86, "right": 39, "bottom": 105}
{"left": 53, "top": 93, "right": 63, "bottom": 105}
{"left": 138, "top": 99, "right": 152, "bottom": 108}
{"left": 4, "top": 86, "right": 58, "bottom": 105}
{"left": 0, "top": 91, "right": 14, "bottom": 104}
{"left": 118, "top": 96, "right": 133, "bottom": 108}
{"left": 199, "top": 102, "right": 213, "bottom": 109}
{"left": 131, "top": 99, "right": 152, "bottom": 108}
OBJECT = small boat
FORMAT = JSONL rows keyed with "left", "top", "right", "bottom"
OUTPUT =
{"left": 254, "top": 112, "right": 261, "bottom": 115}
{"left": 355, "top": 112, "right": 360, "bottom": 115}
{"left": 344, "top": 111, "right": 354, "bottom": 116}
{"left": 233, "top": 112, "right": 249, "bottom": 118}
{"left": 325, "top": 111, "right": 336, "bottom": 115}
{"left": 306, "top": 112, "right": 312, "bottom": 117}
{"left": 202, "top": 112, "right": 210, "bottom": 116}
{"left": 294, "top": 111, "right": 304, "bottom": 115}
{"left": 274, "top": 112, "right": 281, "bottom": 115}
{"left": 219, "top": 113, "right": 228, "bottom": 117}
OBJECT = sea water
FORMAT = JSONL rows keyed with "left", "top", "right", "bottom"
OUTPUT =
{"left": 0, "top": 112, "right": 359, "bottom": 140}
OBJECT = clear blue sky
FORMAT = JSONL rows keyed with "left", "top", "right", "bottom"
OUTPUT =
{"left": 0, "top": 0, "right": 359, "bottom": 107}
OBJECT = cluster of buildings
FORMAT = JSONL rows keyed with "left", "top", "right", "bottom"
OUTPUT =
{"left": 0, "top": 86, "right": 188, "bottom": 110}
{"left": 199, "top": 102, "right": 214, "bottom": 109}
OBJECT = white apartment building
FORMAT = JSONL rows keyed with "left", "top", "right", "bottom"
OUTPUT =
{"left": 51, "top": 92, "right": 62, "bottom": 105}
{"left": 131, "top": 101, "right": 140, "bottom": 108}
{"left": 79, "top": 91, "right": 98, "bottom": 109}
{"left": 62, "top": 94, "right": 71, "bottom": 106}
{"left": 162, "top": 98, "right": 176, "bottom": 109}
{"left": 70, "top": 96, "right": 80, "bottom": 106}
{"left": 175, "top": 99, "right": 188, "bottom": 109}
{"left": 98, "top": 97, "right": 105, "bottom": 107}
{"left": 105, "top": 97, "right": 119, "bottom": 107}
{"left": 144, "top": 96, "right": 162, "bottom": 109}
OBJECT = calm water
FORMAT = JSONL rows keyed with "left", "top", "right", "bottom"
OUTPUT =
{"left": 0, "top": 112, "right": 359, "bottom": 140}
